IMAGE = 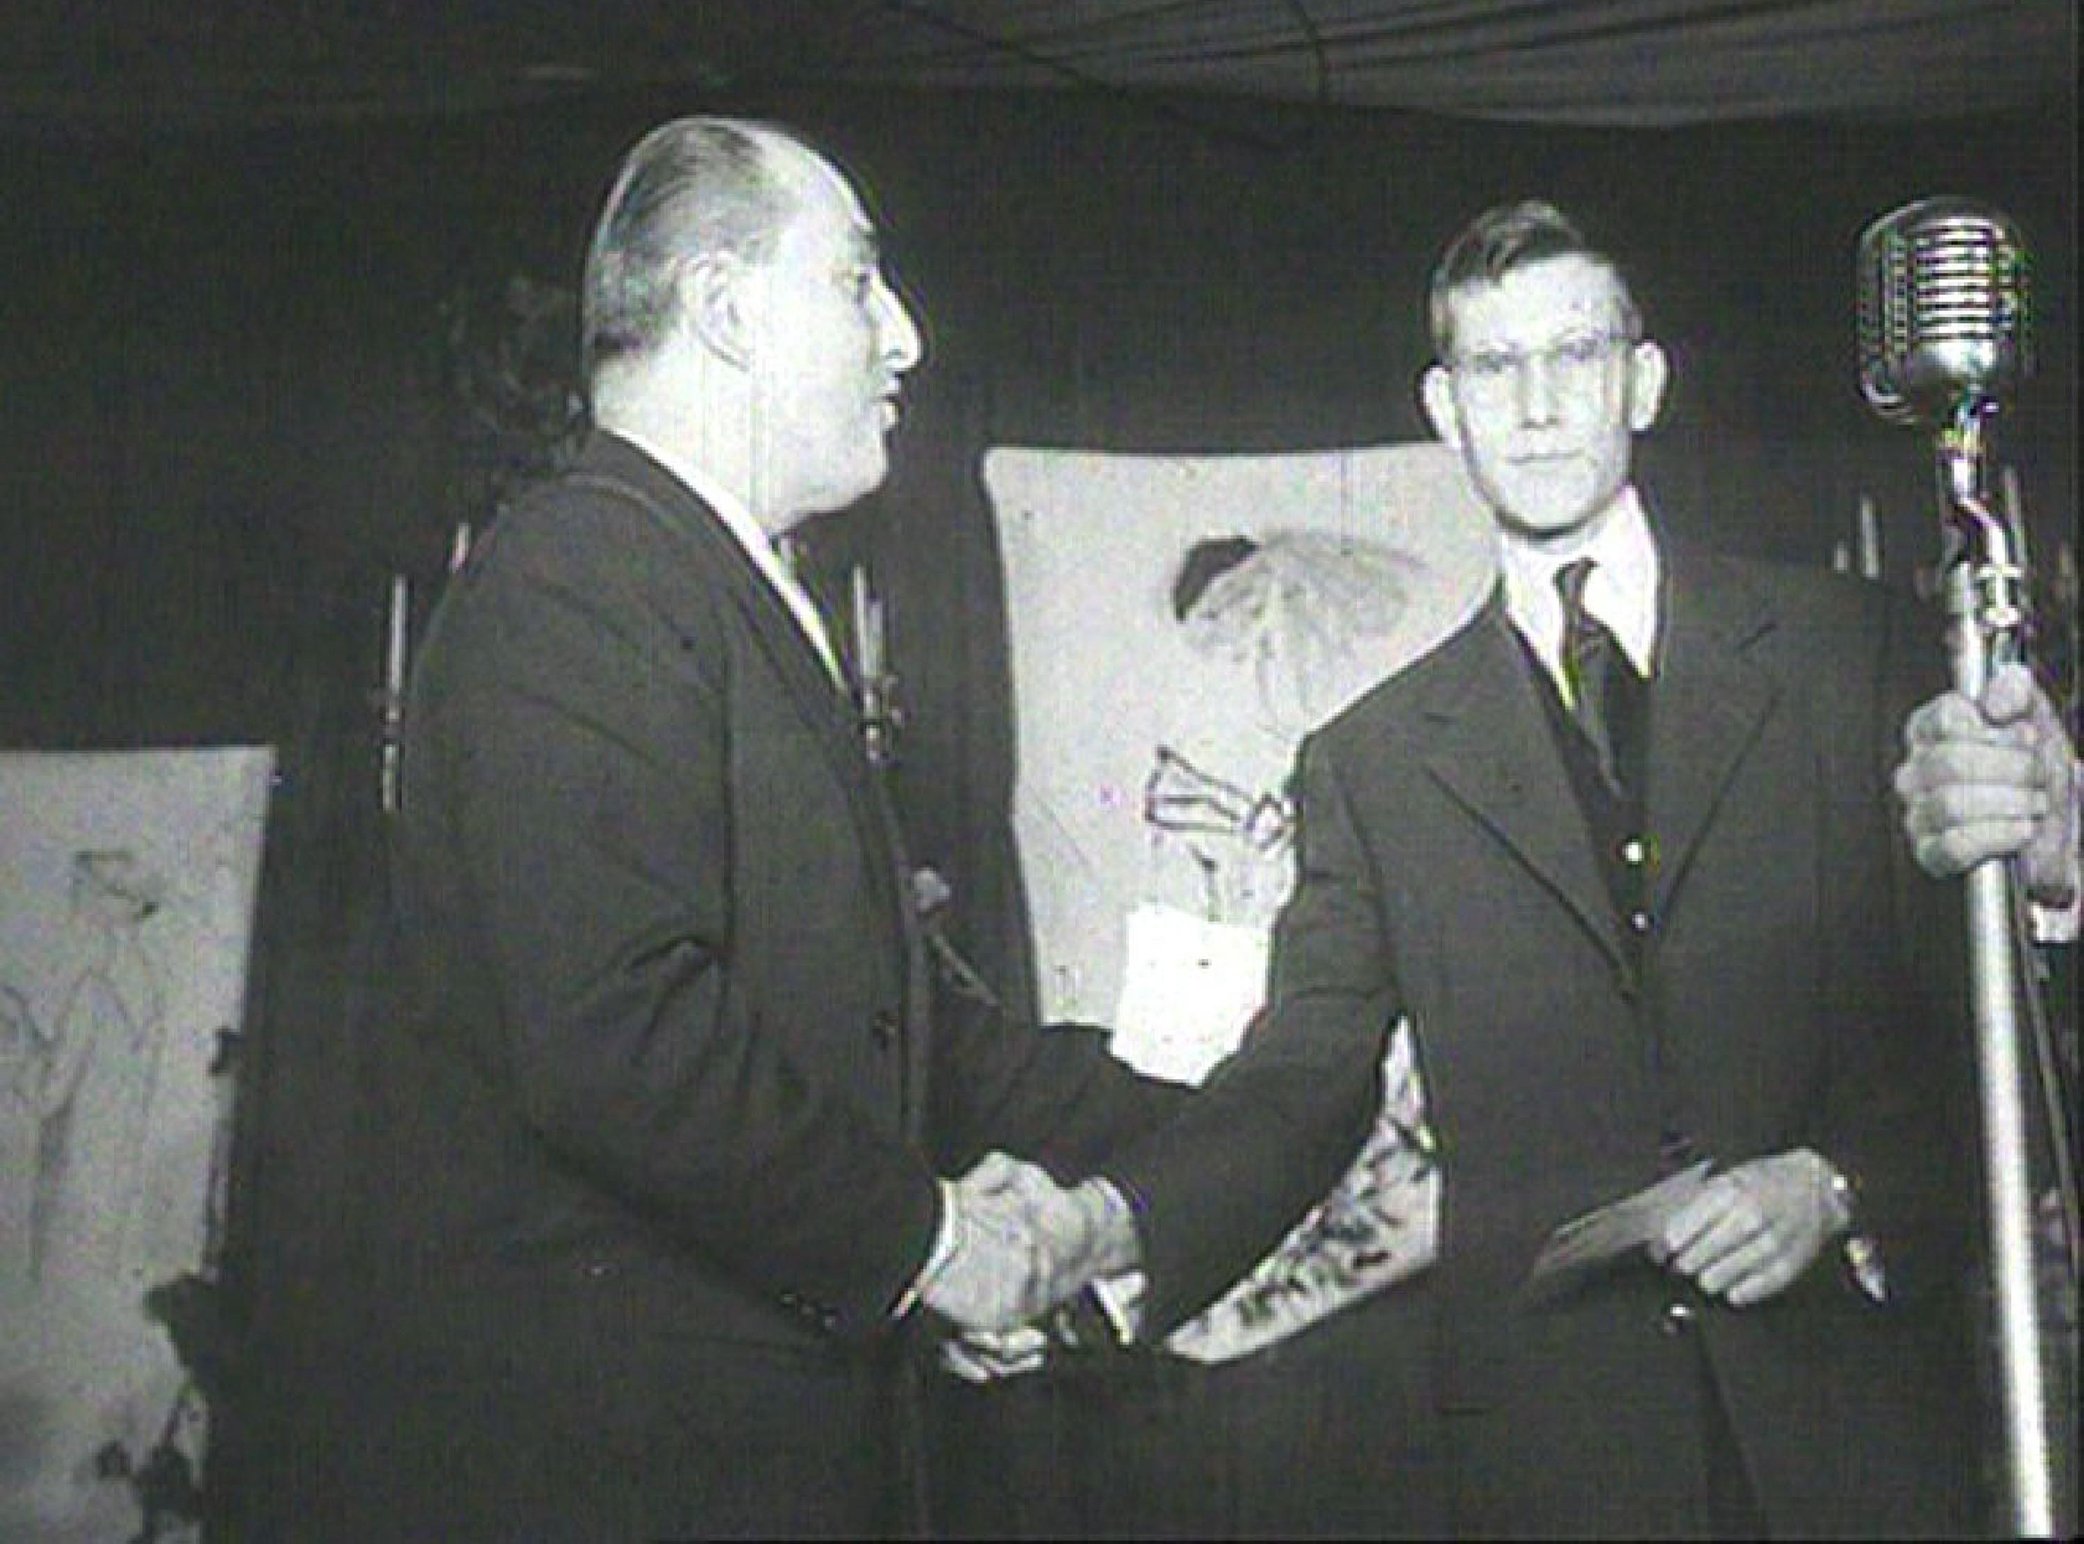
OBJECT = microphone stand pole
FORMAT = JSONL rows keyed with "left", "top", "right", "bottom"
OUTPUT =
{"left": 1936, "top": 404, "right": 2055, "bottom": 1537}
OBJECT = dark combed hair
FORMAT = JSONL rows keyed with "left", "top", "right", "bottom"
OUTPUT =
{"left": 1425, "top": 199, "right": 1641, "bottom": 360}
{"left": 580, "top": 117, "right": 799, "bottom": 385}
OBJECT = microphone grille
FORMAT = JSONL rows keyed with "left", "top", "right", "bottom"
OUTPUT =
{"left": 1858, "top": 197, "right": 2031, "bottom": 426}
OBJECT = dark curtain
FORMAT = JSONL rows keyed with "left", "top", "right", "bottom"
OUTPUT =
{"left": 0, "top": 84, "right": 2072, "bottom": 1534}
{"left": 3, "top": 0, "right": 2069, "bottom": 129}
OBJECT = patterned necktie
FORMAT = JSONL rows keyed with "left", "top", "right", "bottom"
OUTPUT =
{"left": 1554, "top": 558, "right": 1621, "bottom": 790}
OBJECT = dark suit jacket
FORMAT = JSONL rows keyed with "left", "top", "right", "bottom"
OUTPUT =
{"left": 335, "top": 432, "right": 1174, "bottom": 1541}
{"left": 1106, "top": 537, "right": 1984, "bottom": 1537}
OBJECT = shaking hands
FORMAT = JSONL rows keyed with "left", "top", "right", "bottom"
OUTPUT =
{"left": 914, "top": 1151, "right": 1143, "bottom": 1378}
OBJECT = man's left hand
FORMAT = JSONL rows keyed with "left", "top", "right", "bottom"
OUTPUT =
{"left": 1895, "top": 662, "right": 2079, "bottom": 908}
{"left": 1650, "top": 1149, "right": 1848, "bottom": 1307}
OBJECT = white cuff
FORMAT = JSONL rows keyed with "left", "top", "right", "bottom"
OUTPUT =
{"left": 892, "top": 1180, "right": 964, "bottom": 1321}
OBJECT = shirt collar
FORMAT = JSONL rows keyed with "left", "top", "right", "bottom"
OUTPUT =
{"left": 602, "top": 425, "right": 845, "bottom": 686}
{"left": 1497, "top": 487, "right": 1661, "bottom": 683}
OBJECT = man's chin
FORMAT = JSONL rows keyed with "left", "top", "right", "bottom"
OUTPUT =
{"left": 807, "top": 460, "right": 891, "bottom": 518}
{"left": 1491, "top": 501, "right": 1602, "bottom": 545}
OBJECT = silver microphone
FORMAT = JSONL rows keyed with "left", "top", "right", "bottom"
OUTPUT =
{"left": 1860, "top": 197, "right": 2061, "bottom": 1540}
{"left": 1857, "top": 197, "right": 2032, "bottom": 426}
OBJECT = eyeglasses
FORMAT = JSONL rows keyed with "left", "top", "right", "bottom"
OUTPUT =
{"left": 1449, "top": 330, "right": 1634, "bottom": 393}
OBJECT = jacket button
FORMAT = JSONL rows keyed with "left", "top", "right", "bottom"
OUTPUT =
{"left": 871, "top": 1009, "right": 900, "bottom": 1047}
{"left": 1659, "top": 1299, "right": 1696, "bottom": 1336}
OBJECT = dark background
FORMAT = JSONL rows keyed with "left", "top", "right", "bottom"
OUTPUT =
{"left": 1, "top": 60, "right": 2075, "bottom": 1533}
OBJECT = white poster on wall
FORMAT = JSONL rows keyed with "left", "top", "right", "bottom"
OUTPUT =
{"left": 0, "top": 746, "right": 274, "bottom": 1544}
{"left": 986, "top": 442, "right": 1493, "bottom": 1360}
{"left": 987, "top": 440, "right": 1494, "bottom": 1038}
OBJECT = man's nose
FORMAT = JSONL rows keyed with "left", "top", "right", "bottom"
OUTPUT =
{"left": 1515, "top": 353, "right": 1559, "bottom": 425}
{"left": 877, "top": 283, "right": 924, "bottom": 374}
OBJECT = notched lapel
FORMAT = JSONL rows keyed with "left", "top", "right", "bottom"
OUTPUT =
{"left": 1647, "top": 552, "right": 1778, "bottom": 911}
{"left": 1420, "top": 613, "right": 1626, "bottom": 966}
{"left": 590, "top": 452, "right": 899, "bottom": 891}
{"left": 702, "top": 517, "right": 930, "bottom": 1114}
{"left": 719, "top": 559, "right": 868, "bottom": 776}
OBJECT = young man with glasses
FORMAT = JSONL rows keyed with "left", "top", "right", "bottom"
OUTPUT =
{"left": 1018, "top": 199, "right": 2076, "bottom": 1537}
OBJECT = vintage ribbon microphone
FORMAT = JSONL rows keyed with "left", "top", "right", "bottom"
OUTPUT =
{"left": 1857, "top": 196, "right": 2054, "bottom": 1535}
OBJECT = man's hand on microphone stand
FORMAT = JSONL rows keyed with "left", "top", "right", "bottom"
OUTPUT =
{"left": 1895, "top": 661, "right": 2080, "bottom": 922}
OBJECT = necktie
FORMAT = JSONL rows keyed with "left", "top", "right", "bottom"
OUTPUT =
{"left": 1555, "top": 558, "right": 1621, "bottom": 790}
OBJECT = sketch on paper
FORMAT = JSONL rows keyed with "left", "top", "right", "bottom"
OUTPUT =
{"left": 0, "top": 747, "right": 273, "bottom": 1544}
{"left": 988, "top": 444, "right": 1494, "bottom": 1360}
{"left": 1141, "top": 529, "right": 1419, "bottom": 930}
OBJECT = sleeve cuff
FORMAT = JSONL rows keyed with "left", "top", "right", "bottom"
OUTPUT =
{"left": 1082, "top": 1273, "right": 1147, "bottom": 1345}
{"left": 2028, "top": 762, "right": 2082, "bottom": 941}
{"left": 1078, "top": 1176, "right": 1146, "bottom": 1279}
{"left": 891, "top": 1180, "right": 962, "bottom": 1321}
{"left": 2028, "top": 892, "right": 2079, "bottom": 945}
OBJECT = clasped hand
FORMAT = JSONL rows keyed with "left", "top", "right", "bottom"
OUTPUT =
{"left": 915, "top": 1151, "right": 1119, "bottom": 1338}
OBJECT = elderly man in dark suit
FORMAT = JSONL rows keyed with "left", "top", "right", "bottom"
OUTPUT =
{"left": 327, "top": 116, "right": 1178, "bottom": 1542}
{"left": 992, "top": 200, "right": 2077, "bottom": 1538}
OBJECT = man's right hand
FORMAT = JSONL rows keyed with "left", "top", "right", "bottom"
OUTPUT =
{"left": 917, "top": 1152, "right": 1107, "bottom": 1332}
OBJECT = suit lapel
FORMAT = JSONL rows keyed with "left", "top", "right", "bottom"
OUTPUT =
{"left": 569, "top": 442, "right": 910, "bottom": 930}
{"left": 1421, "top": 600, "right": 1626, "bottom": 966}
{"left": 676, "top": 487, "right": 939, "bottom": 1144}
{"left": 712, "top": 554, "right": 936, "bottom": 1146}
{"left": 695, "top": 514, "right": 917, "bottom": 906}
{"left": 1645, "top": 545, "right": 1778, "bottom": 915}
{"left": 1417, "top": 550, "right": 1780, "bottom": 966}
{"left": 709, "top": 540, "right": 869, "bottom": 786}
{"left": 571, "top": 438, "right": 934, "bottom": 1145}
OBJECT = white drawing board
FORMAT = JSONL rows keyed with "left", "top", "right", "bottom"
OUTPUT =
{"left": 987, "top": 441, "right": 1495, "bottom": 1048}
{"left": 0, "top": 746, "right": 273, "bottom": 1543}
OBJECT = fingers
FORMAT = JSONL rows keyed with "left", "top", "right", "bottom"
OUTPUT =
{"left": 1898, "top": 781, "right": 2047, "bottom": 880}
{"left": 1980, "top": 661, "right": 2049, "bottom": 728}
{"left": 1722, "top": 1247, "right": 1804, "bottom": 1308}
{"left": 920, "top": 1166, "right": 1052, "bottom": 1333}
{"left": 1903, "top": 664, "right": 2054, "bottom": 749}
{"left": 1682, "top": 1207, "right": 1780, "bottom": 1300}
{"left": 959, "top": 1149, "right": 1037, "bottom": 1196}
{"left": 1898, "top": 713, "right": 2050, "bottom": 786}
{"left": 939, "top": 1323, "right": 1051, "bottom": 1384}
{"left": 923, "top": 1158, "right": 1108, "bottom": 1333}
{"left": 1654, "top": 1178, "right": 1751, "bottom": 1276}
{"left": 1648, "top": 1154, "right": 1835, "bottom": 1308}
{"left": 1895, "top": 669, "right": 2076, "bottom": 881}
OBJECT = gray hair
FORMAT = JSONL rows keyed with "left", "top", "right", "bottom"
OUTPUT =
{"left": 580, "top": 117, "right": 807, "bottom": 384}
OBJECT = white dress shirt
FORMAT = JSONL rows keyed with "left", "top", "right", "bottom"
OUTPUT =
{"left": 1497, "top": 487, "right": 1661, "bottom": 699}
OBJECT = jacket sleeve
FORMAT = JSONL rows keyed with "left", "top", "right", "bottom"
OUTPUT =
{"left": 1094, "top": 731, "right": 1396, "bottom": 1336}
{"left": 928, "top": 1008, "right": 1190, "bottom": 1180}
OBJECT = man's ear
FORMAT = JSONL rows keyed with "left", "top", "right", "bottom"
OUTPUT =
{"left": 1625, "top": 339, "right": 1669, "bottom": 432}
{"left": 1419, "top": 364, "right": 1463, "bottom": 449}
{"left": 681, "top": 255, "right": 755, "bottom": 371}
